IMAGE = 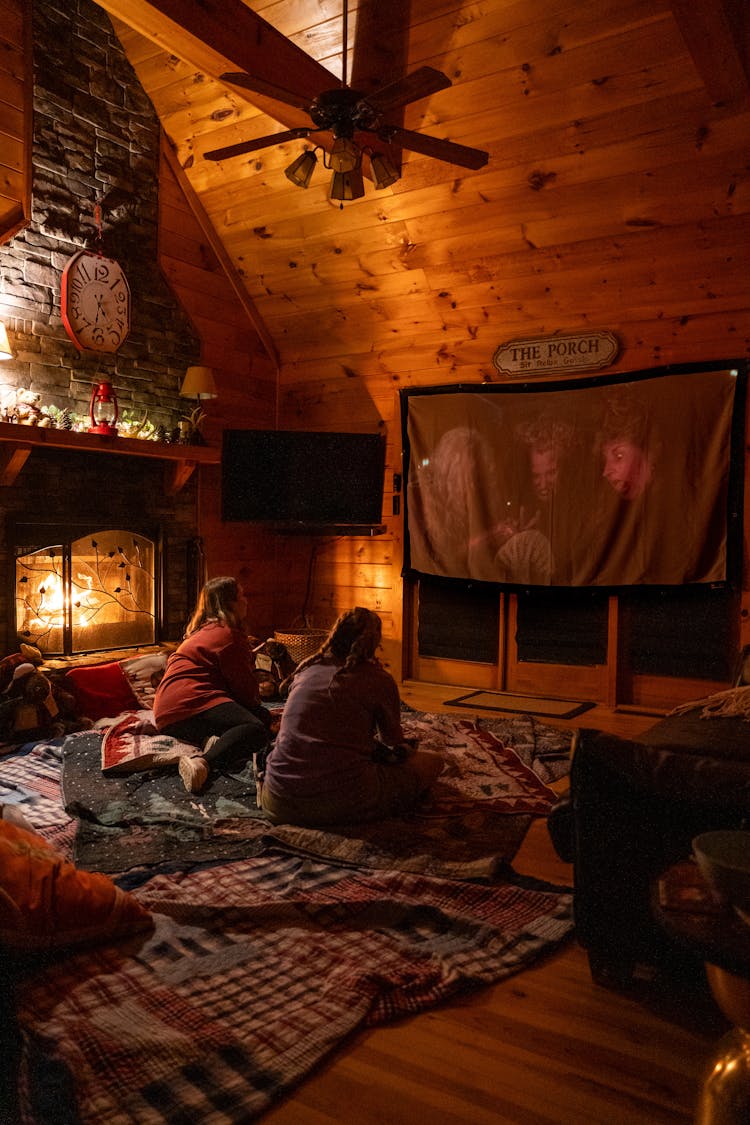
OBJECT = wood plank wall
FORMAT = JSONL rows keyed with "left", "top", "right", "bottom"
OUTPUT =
{"left": 270, "top": 1, "right": 750, "bottom": 691}
{"left": 106, "top": 0, "right": 750, "bottom": 694}
{"left": 277, "top": 286, "right": 750, "bottom": 691}
{"left": 157, "top": 138, "right": 280, "bottom": 640}
{"left": 0, "top": 0, "right": 31, "bottom": 243}
{"left": 5, "top": 0, "right": 750, "bottom": 694}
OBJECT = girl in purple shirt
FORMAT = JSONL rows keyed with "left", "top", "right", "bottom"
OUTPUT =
{"left": 259, "top": 607, "right": 443, "bottom": 826}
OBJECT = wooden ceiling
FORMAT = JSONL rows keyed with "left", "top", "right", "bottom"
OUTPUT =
{"left": 92, "top": 0, "right": 749, "bottom": 390}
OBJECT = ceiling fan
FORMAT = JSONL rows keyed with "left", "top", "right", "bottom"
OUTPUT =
{"left": 203, "top": 0, "right": 489, "bottom": 196}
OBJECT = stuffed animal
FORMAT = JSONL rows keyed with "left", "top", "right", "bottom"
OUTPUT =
{"left": 0, "top": 643, "right": 44, "bottom": 693}
{"left": 252, "top": 638, "right": 297, "bottom": 700}
{"left": 0, "top": 648, "right": 85, "bottom": 745}
{"left": 13, "top": 388, "right": 44, "bottom": 425}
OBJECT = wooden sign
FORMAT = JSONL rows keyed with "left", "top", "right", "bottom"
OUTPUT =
{"left": 493, "top": 331, "right": 619, "bottom": 376}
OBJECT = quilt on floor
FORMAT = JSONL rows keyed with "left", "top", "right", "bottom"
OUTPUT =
{"left": 15, "top": 852, "right": 573, "bottom": 1125}
{"left": 64, "top": 710, "right": 571, "bottom": 878}
{"left": 0, "top": 738, "right": 76, "bottom": 856}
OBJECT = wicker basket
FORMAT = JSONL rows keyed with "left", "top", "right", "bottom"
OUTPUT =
{"left": 274, "top": 626, "right": 328, "bottom": 664}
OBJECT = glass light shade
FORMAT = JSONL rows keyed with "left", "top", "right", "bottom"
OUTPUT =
{"left": 370, "top": 152, "right": 400, "bottom": 190}
{"left": 285, "top": 150, "right": 317, "bottom": 188}
{"left": 180, "top": 365, "right": 217, "bottom": 399}
{"left": 329, "top": 137, "right": 360, "bottom": 173}
{"left": 330, "top": 169, "right": 365, "bottom": 202}
{"left": 88, "top": 380, "right": 119, "bottom": 435}
{"left": 0, "top": 321, "right": 13, "bottom": 360}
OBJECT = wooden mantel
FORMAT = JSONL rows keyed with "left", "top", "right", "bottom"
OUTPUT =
{"left": 0, "top": 421, "right": 220, "bottom": 494}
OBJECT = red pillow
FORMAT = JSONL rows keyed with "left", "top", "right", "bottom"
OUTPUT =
{"left": 0, "top": 820, "right": 152, "bottom": 951}
{"left": 65, "top": 661, "right": 140, "bottom": 721}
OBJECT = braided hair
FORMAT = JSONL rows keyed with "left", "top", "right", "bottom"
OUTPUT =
{"left": 285, "top": 607, "right": 382, "bottom": 687}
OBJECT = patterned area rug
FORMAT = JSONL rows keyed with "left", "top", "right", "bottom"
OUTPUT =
{"left": 15, "top": 852, "right": 573, "bottom": 1125}
{"left": 264, "top": 710, "right": 570, "bottom": 879}
{"left": 62, "top": 710, "right": 572, "bottom": 878}
{"left": 4, "top": 723, "right": 573, "bottom": 1124}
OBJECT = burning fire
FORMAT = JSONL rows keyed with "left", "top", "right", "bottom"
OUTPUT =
{"left": 24, "top": 571, "right": 100, "bottom": 632}
{"left": 16, "top": 532, "right": 156, "bottom": 655}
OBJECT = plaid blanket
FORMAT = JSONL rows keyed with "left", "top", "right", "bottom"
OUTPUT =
{"left": 63, "top": 710, "right": 571, "bottom": 879}
{"left": 5, "top": 716, "right": 573, "bottom": 1123}
{"left": 0, "top": 738, "right": 76, "bottom": 857}
{"left": 15, "top": 853, "right": 573, "bottom": 1124}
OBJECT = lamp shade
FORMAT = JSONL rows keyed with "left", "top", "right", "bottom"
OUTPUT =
{"left": 0, "top": 321, "right": 13, "bottom": 360}
{"left": 285, "top": 150, "right": 317, "bottom": 188}
{"left": 330, "top": 168, "right": 365, "bottom": 202}
{"left": 370, "top": 152, "right": 400, "bottom": 190}
{"left": 329, "top": 137, "right": 360, "bottom": 173}
{"left": 181, "top": 366, "right": 217, "bottom": 399}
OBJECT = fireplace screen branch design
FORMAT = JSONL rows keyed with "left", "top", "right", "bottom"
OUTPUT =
{"left": 16, "top": 530, "right": 156, "bottom": 654}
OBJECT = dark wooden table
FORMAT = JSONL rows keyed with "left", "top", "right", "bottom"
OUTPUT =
{"left": 654, "top": 860, "right": 750, "bottom": 1124}
{"left": 654, "top": 860, "right": 750, "bottom": 980}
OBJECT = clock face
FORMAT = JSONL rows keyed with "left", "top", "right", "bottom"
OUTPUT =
{"left": 61, "top": 250, "right": 131, "bottom": 353}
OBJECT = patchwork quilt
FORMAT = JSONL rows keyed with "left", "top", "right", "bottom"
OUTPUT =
{"left": 2, "top": 707, "right": 574, "bottom": 1124}
{"left": 61, "top": 709, "right": 571, "bottom": 879}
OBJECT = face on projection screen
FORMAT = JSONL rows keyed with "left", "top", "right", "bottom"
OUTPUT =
{"left": 403, "top": 365, "right": 743, "bottom": 588}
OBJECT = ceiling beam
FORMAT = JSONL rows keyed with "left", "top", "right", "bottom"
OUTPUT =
{"left": 100, "top": 0, "right": 413, "bottom": 178}
{"left": 93, "top": 0, "right": 340, "bottom": 125}
{"left": 670, "top": 0, "right": 750, "bottom": 105}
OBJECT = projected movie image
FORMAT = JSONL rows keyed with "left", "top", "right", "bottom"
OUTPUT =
{"left": 404, "top": 366, "right": 741, "bottom": 587}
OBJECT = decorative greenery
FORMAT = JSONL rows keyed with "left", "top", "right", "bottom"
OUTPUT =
{"left": 0, "top": 387, "right": 199, "bottom": 442}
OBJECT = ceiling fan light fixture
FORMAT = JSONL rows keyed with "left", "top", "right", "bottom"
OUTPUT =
{"left": 329, "top": 137, "right": 361, "bottom": 173}
{"left": 330, "top": 168, "right": 365, "bottom": 203}
{"left": 370, "top": 152, "right": 400, "bottom": 189}
{"left": 285, "top": 149, "right": 318, "bottom": 188}
{"left": 205, "top": 3, "right": 490, "bottom": 191}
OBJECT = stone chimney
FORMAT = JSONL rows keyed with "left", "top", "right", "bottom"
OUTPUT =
{"left": 0, "top": 0, "right": 199, "bottom": 431}
{"left": 0, "top": 0, "right": 206, "bottom": 653}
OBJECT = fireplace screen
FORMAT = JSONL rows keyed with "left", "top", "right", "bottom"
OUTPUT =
{"left": 16, "top": 530, "right": 156, "bottom": 655}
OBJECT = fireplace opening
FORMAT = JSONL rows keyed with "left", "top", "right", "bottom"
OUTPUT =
{"left": 15, "top": 526, "right": 159, "bottom": 656}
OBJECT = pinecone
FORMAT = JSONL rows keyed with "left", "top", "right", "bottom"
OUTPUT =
{"left": 60, "top": 408, "right": 73, "bottom": 430}
{"left": 155, "top": 424, "right": 167, "bottom": 443}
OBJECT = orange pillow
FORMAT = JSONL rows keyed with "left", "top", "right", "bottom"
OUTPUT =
{"left": 0, "top": 820, "right": 152, "bottom": 951}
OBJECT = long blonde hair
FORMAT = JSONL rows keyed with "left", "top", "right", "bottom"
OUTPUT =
{"left": 185, "top": 575, "right": 242, "bottom": 637}
{"left": 284, "top": 607, "right": 382, "bottom": 688}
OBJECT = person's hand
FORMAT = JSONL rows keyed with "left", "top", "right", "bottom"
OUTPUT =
{"left": 373, "top": 741, "right": 409, "bottom": 764}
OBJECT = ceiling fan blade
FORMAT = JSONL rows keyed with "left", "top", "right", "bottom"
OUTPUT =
{"left": 379, "top": 125, "right": 489, "bottom": 170}
{"left": 364, "top": 66, "right": 452, "bottom": 115}
{"left": 220, "top": 72, "right": 313, "bottom": 112}
{"left": 204, "top": 127, "right": 312, "bottom": 161}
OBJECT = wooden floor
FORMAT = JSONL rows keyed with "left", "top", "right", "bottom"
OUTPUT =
{"left": 263, "top": 682, "right": 729, "bottom": 1125}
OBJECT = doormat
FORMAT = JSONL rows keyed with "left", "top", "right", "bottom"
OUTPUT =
{"left": 444, "top": 691, "right": 595, "bottom": 719}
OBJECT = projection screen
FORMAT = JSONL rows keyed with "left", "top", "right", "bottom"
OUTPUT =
{"left": 402, "top": 364, "right": 745, "bottom": 588}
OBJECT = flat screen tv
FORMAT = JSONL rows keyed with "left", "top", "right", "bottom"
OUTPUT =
{"left": 222, "top": 429, "right": 386, "bottom": 530}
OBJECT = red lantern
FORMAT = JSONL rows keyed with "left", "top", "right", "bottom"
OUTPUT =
{"left": 89, "top": 381, "right": 119, "bottom": 435}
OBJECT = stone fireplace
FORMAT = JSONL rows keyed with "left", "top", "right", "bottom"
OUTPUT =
{"left": 1, "top": 440, "right": 200, "bottom": 655}
{"left": 0, "top": 0, "right": 211, "bottom": 655}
